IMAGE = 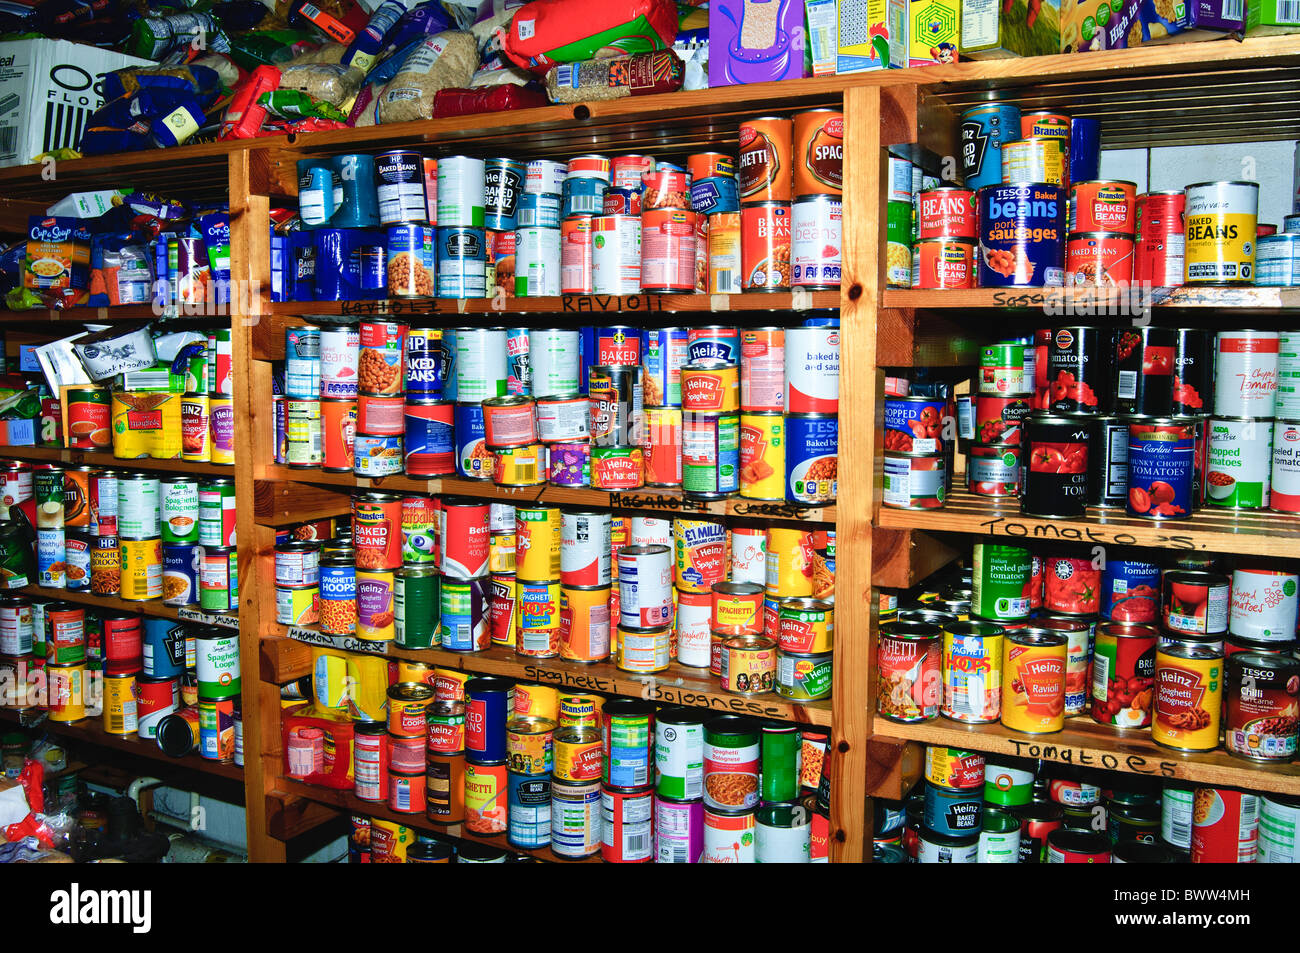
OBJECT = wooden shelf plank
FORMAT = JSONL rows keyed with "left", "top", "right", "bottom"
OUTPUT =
{"left": 274, "top": 778, "right": 600, "bottom": 862}
{"left": 0, "top": 707, "right": 244, "bottom": 782}
{"left": 275, "top": 624, "right": 833, "bottom": 727}
{"left": 876, "top": 716, "right": 1300, "bottom": 796}
{"left": 256, "top": 469, "right": 836, "bottom": 525}
{"left": 875, "top": 488, "right": 1300, "bottom": 557}
{"left": 15, "top": 584, "right": 240, "bottom": 630}
{"left": 882, "top": 286, "right": 1300, "bottom": 312}
{"left": 1, "top": 446, "right": 237, "bottom": 477}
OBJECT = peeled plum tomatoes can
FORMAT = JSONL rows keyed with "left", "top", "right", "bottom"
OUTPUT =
{"left": 1113, "top": 327, "right": 1177, "bottom": 415}
{"left": 1045, "top": 327, "right": 1107, "bottom": 413}
{"left": 1019, "top": 414, "right": 1090, "bottom": 518}
{"left": 1065, "top": 232, "right": 1135, "bottom": 287}
{"left": 1086, "top": 416, "right": 1129, "bottom": 507}
{"left": 918, "top": 188, "right": 977, "bottom": 239}
{"left": 1099, "top": 556, "right": 1161, "bottom": 623}
{"left": 1125, "top": 417, "right": 1195, "bottom": 519}
{"left": 1162, "top": 569, "right": 1231, "bottom": 636}
{"left": 976, "top": 184, "right": 1066, "bottom": 288}
{"left": 883, "top": 397, "right": 949, "bottom": 453}
{"left": 979, "top": 343, "right": 1030, "bottom": 396}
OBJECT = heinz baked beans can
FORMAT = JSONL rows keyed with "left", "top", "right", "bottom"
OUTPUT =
{"left": 960, "top": 103, "right": 1021, "bottom": 190}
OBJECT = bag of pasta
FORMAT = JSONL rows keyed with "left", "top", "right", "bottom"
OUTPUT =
{"left": 376, "top": 29, "right": 478, "bottom": 124}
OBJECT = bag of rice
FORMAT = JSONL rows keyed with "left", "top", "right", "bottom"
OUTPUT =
{"left": 376, "top": 29, "right": 478, "bottom": 123}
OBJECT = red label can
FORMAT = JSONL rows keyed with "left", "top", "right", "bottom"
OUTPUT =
{"left": 918, "top": 188, "right": 977, "bottom": 239}
{"left": 1069, "top": 180, "right": 1136, "bottom": 233}
{"left": 643, "top": 407, "right": 683, "bottom": 487}
{"left": 912, "top": 238, "right": 975, "bottom": 289}
{"left": 974, "top": 394, "right": 1033, "bottom": 445}
{"left": 1136, "top": 191, "right": 1186, "bottom": 287}
{"left": 740, "top": 203, "right": 791, "bottom": 291}
{"left": 1191, "top": 788, "right": 1258, "bottom": 863}
{"left": 321, "top": 399, "right": 357, "bottom": 472}
{"left": 640, "top": 209, "right": 697, "bottom": 292}
{"left": 439, "top": 500, "right": 490, "bottom": 580}
{"left": 1065, "top": 232, "right": 1135, "bottom": 286}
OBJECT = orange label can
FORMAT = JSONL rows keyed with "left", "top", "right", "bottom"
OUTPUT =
{"left": 707, "top": 212, "right": 741, "bottom": 294}
{"left": 741, "top": 203, "right": 792, "bottom": 291}
{"left": 642, "top": 407, "right": 682, "bottom": 487}
{"left": 764, "top": 527, "right": 815, "bottom": 598}
{"left": 321, "top": 398, "right": 357, "bottom": 472}
{"left": 554, "top": 725, "right": 604, "bottom": 781}
{"left": 464, "top": 760, "right": 508, "bottom": 835}
{"left": 1000, "top": 630, "right": 1067, "bottom": 733}
{"left": 680, "top": 361, "right": 739, "bottom": 413}
{"left": 912, "top": 238, "right": 976, "bottom": 289}
{"left": 559, "top": 585, "right": 612, "bottom": 662}
{"left": 558, "top": 694, "right": 604, "bottom": 730}
{"left": 739, "top": 412, "right": 785, "bottom": 500}
{"left": 793, "top": 109, "right": 843, "bottom": 198}
{"left": 513, "top": 682, "right": 558, "bottom": 722}
{"left": 1070, "top": 180, "right": 1137, "bottom": 233}
{"left": 712, "top": 581, "right": 764, "bottom": 636}
{"left": 1153, "top": 639, "right": 1223, "bottom": 752}
{"left": 738, "top": 116, "right": 793, "bottom": 204}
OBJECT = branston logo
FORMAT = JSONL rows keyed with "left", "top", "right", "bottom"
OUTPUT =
{"left": 50, "top": 884, "right": 151, "bottom": 933}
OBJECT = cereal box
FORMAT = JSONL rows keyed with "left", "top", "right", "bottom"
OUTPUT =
{"left": 960, "top": 0, "right": 1060, "bottom": 57}
{"left": 909, "top": 0, "right": 961, "bottom": 64}
{"left": 1062, "top": 0, "right": 1239, "bottom": 50}
{"left": 837, "top": 0, "right": 907, "bottom": 72}
{"left": 805, "top": 0, "right": 840, "bottom": 75}
{"left": 22, "top": 215, "right": 90, "bottom": 309}
{"left": 1246, "top": 0, "right": 1300, "bottom": 35}
{"left": 709, "top": 0, "right": 810, "bottom": 86}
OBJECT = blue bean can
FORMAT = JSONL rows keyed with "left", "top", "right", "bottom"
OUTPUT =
{"left": 602, "top": 187, "right": 640, "bottom": 214}
{"left": 642, "top": 327, "right": 689, "bottom": 408}
{"left": 508, "top": 772, "right": 552, "bottom": 848}
{"left": 404, "top": 328, "right": 444, "bottom": 399}
{"left": 977, "top": 184, "right": 1066, "bottom": 288}
{"left": 314, "top": 229, "right": 356, "bottom": 301}
{"left": 163, "top": 543, "right": 202, "bottom": 607}
{"left": 690, "top": 176, "right": 739, "bottom": 215}
{"left": 465, "top": 675, "right": 513, "bottom": 761}
{"left": 960, "top": 103, "right": 1021, "bottom": 190}
{"left": 143, "top": 618, "right": 187, "bottom": 678}
{"left": 284, "top": 327, "right": 320, "bottom": 399}
{"left": 485, "top": 158, "right": 526, "bottom": 230}
{"left": 785, "top": 413, "right": 838, "bottom": 505}
{"left": 518, "top": 192, "right": 562, "bottom": 228}
{"left": 1100, "top": 556, "right": 1162, "bottom": 623}
{"left": 687, "top": 326, "right": 740, "bottom": 365}
{"left": 1070, "top": 117, "right": 1101, "bottom": 186}
{"left": 436, "top": 227, "right": 487, "bottom": 299}
{"left": 562, "top": 176, "right": 605, "bottom": 217}
{"left": 923, "top": 779, "right": 984, "bottom": 836}
{"left": 507, "top": 327, "right": 531, "bottom": 396}
{"left": 441, "top": 329, "right": 458, "bottom": 402}
{"left": 455, "top": 402, "right": 492, "bottom": 480}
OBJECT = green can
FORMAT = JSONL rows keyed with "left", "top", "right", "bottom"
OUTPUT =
{"left": 395, "top": 566, "right": 439, "bottom": 649}
{"left": 971, "top": 542, "right": 1032, "bottom": 621}
{"left": 29, "top": 598, "right": 50, "bottom": 657}
{"left": 887, "top": 200, "right": 912, "bottom": 245}
{"left": 759, "top": 722, "right": 801, "bottom": 804}
{"left": 775, "top": 650, "right": 833, "bottom": 701}
{"left": 199, "top": 546, "right": 238, "bottom": 612}
{"left": 654, "top": 707, "right": 706, "bottom": 799}
{"left": 978, "top": 343, "right": 1029, "bottom": 396}
{"left": 160, "top": 477, "right": 200, "bottom": 543}
{"left": 978, "top": 807, "right": 1022, "bottom": 863}
{"left": 0, "top": 522, "right": 32, "bottom": 590}
{"left": 682, "top": 412, "right": 739, "bottom": 499}
{"left": 982, "top": 755, "right": 1036, "bottom": 807}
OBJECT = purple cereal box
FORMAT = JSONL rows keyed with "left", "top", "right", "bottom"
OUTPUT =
{"left": 709, "top": 0, "right": 810, "bottom": 86}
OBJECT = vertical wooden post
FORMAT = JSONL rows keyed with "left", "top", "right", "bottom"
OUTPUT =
{"left": 230, "top": 148, "right": 286, "bottom": 862}
{"left": 831, "top": 84, "right": 883, "bottom": 863}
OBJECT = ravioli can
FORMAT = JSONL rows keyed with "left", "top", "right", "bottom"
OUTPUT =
{"left": 1000, "top": 629, "right": 1067, "bottom": 734}
{"left": 1184, "top": 181, "right": 1258, "bottom": 284}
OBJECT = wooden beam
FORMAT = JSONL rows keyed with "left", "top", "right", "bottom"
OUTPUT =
{"left": 254, "top": 479, "right": 352, "bottom": 525}
{"left": 265, "top": 791, "right": 340, "bottom": 841}
{"left": 260, "top": 637, "right": 313, "bottom": 684}
{"left": 871, "top": 528, "right": 961, "bottom": 590}
{"left": 864, "top": 737, "right": 925, "bottom": 800}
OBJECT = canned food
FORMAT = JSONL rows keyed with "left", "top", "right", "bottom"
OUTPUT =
{"left": 941, "top": 620, "right": 1003, "bottom": 724}
{"left": 876, "top": 620, "right": 941, "bottom": 723}
{"left": 1153, "top": 638, "right": 1223, "bottom": 752}
{"left": 1184, "top": 180, "right": 1259, "bottom": 284}
{"left": 1001, "top": 629, "right": 1067, "bottom": 734}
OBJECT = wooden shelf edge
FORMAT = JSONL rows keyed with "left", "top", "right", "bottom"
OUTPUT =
{"left": 881, "top": 286, "right": 1300, "bottom": 311}
{"left": 0, "top": 445, "right": 238, "bottom": 476}
{"left": 872, "top": 716, "right": 1300, "bottom": 796}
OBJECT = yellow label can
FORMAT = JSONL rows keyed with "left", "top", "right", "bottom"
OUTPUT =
{"left": 739, "top": 412, "right": 785, "bottom": 500}
{"left": 1184, "top": 181, "right": 1259, "bottom": 284}
{"left": 47, "top": 662, "right": 85, "bottom": 722}
{"left": 103, "top": 671, "right": 138, "bottom": 735}
{"left": 119, "top": 537, "right": 163, "bottom": 601}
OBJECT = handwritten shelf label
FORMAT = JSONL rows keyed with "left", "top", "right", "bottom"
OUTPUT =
{"left": 976, "top": 515, "right": 1199, "bottom": 551}
{"left": 561, "top": 294, "right": 664, "bottom": 313}
{"left": 178, "top": 608, "right": 240, "bottom": 630}
{"left": 287, "top": 626, "right": 390, "bottom": 655}
{"left": 1005, "top": 737, "right": 1178, "bottom": 777}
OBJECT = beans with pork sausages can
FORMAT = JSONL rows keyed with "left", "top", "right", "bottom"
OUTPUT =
{"left": 1152, "top": 638, "right": 1223, "bottom": 752}
{"left": 876, "top": 620, "right": 941, "bottom": 723}
{"left": 1184, "top": 180, "right": 1259, "bottom": 284}
{"left": 977, "top": 184, "right": 1066, "bottom": 287}
{"left": 1020, "top": 413, "right": 1090, "bottom": 518}
{"left": 1001, "top": 629, "right": 1068, "bottom": 734}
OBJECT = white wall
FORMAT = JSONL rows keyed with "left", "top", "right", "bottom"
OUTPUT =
{"left": 1100, "top": 141, "right": 1298, "bottom": 227}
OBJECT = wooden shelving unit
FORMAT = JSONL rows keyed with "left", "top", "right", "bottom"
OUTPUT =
{"left": 15, "top": 584, "right": 240, "bottom": 630}
{"left": 0, "top": 446, "right": 236, "bottom": 477}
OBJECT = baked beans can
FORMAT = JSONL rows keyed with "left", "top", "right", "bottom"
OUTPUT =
{"left": 1065, "top": 231, "right": 1135, "bottom": 286}
{"left": 505, "top": 772, "right": 551, "bottom": 848}
{"left": 1069, "top": 180, "right": 1137, "bottom": 233}
{"left": 977, "top": 184, "right": 1066, "bottom": 287}
{"left": 738, "top": 117, "right": 792, "bottom": 204}
{"left": 784, "top": 326, "right": 839, "bottom": 415}
{"left": 877, "top": 620, "right": 941, "bottom": 723}
{"left": 1124, "top": 417, "right": 1195, "bottom": 519}
{"left": 1001, "top": 137, "right": 1063, "bottom": 188}
{"left": 1184, "top": 180, "right": 1259, "bottom": 284}
{"left": 791, "top": 196, "right": 841, "bottom": 289}
{"left": 1135, "top": 190, "right": 1186, "bottom": 287}
{"left": 1153, "top": 638, "right": 1223, "bottom": 752}
{"left": 1000, "top": 629, "right": 1067, "bottom": 733}
{"left": 588, "top": 364, "right": 642, "bottom": 447}
{"left": 1224, "top": 651, "right": 1299, "bottom": 761}
{"left": 464, "top": 676, "right": 513, "bottom": 763}
{"left": 375, "top": 150, "right": 427, "bottom": 224}
{"left": 740, "top": 202, "right": 791, "bottom": 291}
{"left": 1020, "top": 413, "right": 1090, "bottom": 518}
{"left": 318, "top": 325, "right": 360, "bottom": 399}
{"left": 918, "top": 188, "right": 977, "bottom": 240}
{"left": 941, "top": 620, "right": 1003, "bottom": 723}
{"left": 785, "top": 413, "right": 837, "bottom": 505}
{"left": 641, "top": 166, "right": 690, "bottom": 212}
{"left": 640, "top": 208, "right": 697, "bottom": 292}
{"left": 793, "top": 109, "right": 842, "bottom": 198}
{"left": 687, "top": 326, "right": 740, "bottom": 365}
{"left": 912, "top": 237, "right": 976, "bottom": 289}
{"left": 1191, "top": 787, "right": 1258, "bottom": 863}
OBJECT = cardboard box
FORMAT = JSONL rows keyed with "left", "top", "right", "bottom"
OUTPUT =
{"left": 806, "top": 0, "right": 840, "bottom": 75}
{"left": 1246, "top": 0, "right": 1300, "bottom": 35}
{"left": 1060, "top": 0, "right": 1144, "bottom": 51}
{"left": 709, "top": 0, "right": 810, "bottom": 86}
{"left": 909, "top": 0, "right": 961, "bottom": 64}
{"left": 960, "top": 0, "right": 1060, "bottom": 57}
{"left": 1061, "top": 0, "right": 1240, "bottom": 50}
{"left": 837, "top": 0, "right": 907, "bottom": 72}
{"left": 0, "top": 39, "right": 152, "bottom": 168}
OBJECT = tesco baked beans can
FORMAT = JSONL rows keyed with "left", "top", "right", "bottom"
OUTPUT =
{"left": 977, "top": 184, "right": 1066, "bottom": 287}
{"left": 741, "top": 203, "right": 792, "bottom": 291}
{"left": 784, "top": 326, "right": 839, "bottom": 414}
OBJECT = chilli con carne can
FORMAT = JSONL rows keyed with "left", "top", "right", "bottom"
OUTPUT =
{"left": 1224, "top": 651, "right": 1300, "bottom": 762}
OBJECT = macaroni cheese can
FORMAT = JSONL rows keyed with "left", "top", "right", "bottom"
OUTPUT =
{"left": 1000, "top": 629, "right": 1067, "bottom": 734}
{"left": 1184, "top": 181, "right": 1259, "bottom": 284}
{"left": 1153, "top": 638, "right": 1223, "bottom": 752}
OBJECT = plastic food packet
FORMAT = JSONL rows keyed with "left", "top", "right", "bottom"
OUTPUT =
{"left": 502, "top": 0, "right": 679, "bottom": 72}
{"left": 432, "top": 82, "right": 547, "bottom": 116}
{"left": 221, "top": 64, "right": 283, "bottom": 139}
{"left": 376, "top": 29, "right": 477, "bottom": 124}
{"left": 278, "top": 61, "right": 365, "bottom": 106}
{"left": 544, "top": 49, "right": 683, "bottom": 103}
{"left": 258, "top": 88, "right": 350, "bottom": 121}
{"left": 284, "top": 40, "right": 349, "bottom": 65}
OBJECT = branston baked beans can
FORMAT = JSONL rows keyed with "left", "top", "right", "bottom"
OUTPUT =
{"left": 941, "top": 620, "right": 1003, "bottom": 724}
{"left": 1153, "top": 638, "right": 1223, "bottom": 752}
{"left": 877, "top": 620, "right": 941, "bottom": 723}
{"left": 1069, "top": 180, "right": 1136, "bottom": 233}
{"left": 912, "top": 237, "right": 976, "bottom": 288}
{"left": 1001, "top": 629, "right": 1067, "bottom": 733}
{"left": 1184, "top": 180, "right": 1259, "bottom": 284}
{"left": 741, "top": 202, "right": 791, "bottom": 291}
